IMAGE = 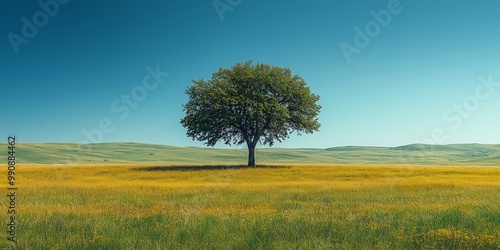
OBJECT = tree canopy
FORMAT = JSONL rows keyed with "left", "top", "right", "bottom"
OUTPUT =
{"left": 180, "top": 61, "right": 321, "bottom": 166}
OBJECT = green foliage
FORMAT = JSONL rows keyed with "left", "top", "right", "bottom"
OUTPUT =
{"left": 180, "top": 61, "right": 321, "bottom": 151}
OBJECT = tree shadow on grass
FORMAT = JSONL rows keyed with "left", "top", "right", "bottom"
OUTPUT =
{"left": 133, "top": 165, "right": 290, "bottom": 172}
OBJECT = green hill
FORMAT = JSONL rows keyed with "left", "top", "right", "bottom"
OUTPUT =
{"left": 2, "top": 142, "right": 499, "bottom": 166}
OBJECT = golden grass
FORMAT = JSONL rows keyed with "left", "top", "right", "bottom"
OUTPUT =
{"left": 4, "top": 163, "right": 499, "bottom": 215}
{"left": 1, "top": 163, "right": 499, "bottom": 249}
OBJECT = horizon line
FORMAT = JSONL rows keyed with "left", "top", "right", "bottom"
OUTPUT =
{"left": 5, "top": 141, "right": 500, "bottom": 149}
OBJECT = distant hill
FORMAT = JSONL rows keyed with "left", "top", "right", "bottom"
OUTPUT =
{"left": 1, "top": 142, "right": 499, "bottom": 166}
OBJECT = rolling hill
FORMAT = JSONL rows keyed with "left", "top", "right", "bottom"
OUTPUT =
{"left": 2, "top": 142, "right": 499, "bottom": 166}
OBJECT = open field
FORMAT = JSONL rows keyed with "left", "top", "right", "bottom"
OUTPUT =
{"left": 1, "top": 163, "right": 499, "bottom": 249}
{"left": 2, "top": 142, "right": 500, "bottom": 165}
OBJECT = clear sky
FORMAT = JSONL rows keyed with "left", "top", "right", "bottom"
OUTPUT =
{"left": 1, "top": 0, "right": 500, "bottom": 149}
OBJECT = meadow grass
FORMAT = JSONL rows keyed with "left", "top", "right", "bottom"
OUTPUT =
{"left": 1, "top": 164, "right": 499, "bottom": 249}
{"left": 5, "top": 142, "right": 500, "bottom": 165}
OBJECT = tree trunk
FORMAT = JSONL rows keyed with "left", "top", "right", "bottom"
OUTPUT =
{"left": 247, "top": 146, "right": 256, "bottom": 167}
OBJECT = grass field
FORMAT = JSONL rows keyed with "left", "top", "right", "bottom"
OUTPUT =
{"left": 1, "top": 163, "right": 499, "bottom": 249}
{"left": 4, "top": 142, "right": 500, "bottom": 165}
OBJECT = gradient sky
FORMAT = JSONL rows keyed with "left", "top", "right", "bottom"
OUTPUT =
{"left": 1, "top": 0, "right": 500, "bottom": 149}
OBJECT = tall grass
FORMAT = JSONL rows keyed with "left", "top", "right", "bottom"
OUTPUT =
{"left": 1, "top": 164, "right": 499, "bottom": 249}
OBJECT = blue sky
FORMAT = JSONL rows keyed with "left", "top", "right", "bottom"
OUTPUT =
{"left": 1, "top": 0, "right": 499, "bottom": 149}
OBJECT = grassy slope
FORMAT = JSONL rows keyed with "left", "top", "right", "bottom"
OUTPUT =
{"left": 3, "top": 142, "right": 500, "bottom": 165}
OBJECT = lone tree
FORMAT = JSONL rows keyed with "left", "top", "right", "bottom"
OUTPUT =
{"left": 180, "top": 61, "right": 321, "bottom": 166}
